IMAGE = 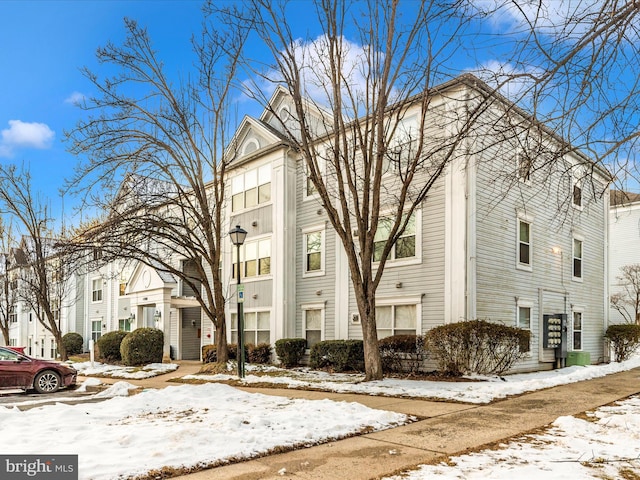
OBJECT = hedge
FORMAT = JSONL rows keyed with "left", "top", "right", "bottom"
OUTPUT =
{"left": 275, "top": 338, "right": 307, "bottom": 367}
{"left": 96, "top": 330, "right": 129, "bottom": 363}
{"left": 62, "top": 332, "right": 84, "bottom": 356}
{"left": 309, "top": 340, "right": 364, "bottom": 372}
{"left": 605, "top": 323, "right": 640, "bottom": 362}
{"left": 379, "top": 334, "right": 427, "bottom": 374}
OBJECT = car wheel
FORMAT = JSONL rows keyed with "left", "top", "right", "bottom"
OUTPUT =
{"left": 34, "top": 370, "right": 61, "bottom": 394}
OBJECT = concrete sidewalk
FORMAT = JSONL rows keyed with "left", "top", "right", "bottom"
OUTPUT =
{"left": 179, "top": 367, "right": 640, "bottom": 480}
{"left": 88, "top": 363, "right": 640, "bottom": 480}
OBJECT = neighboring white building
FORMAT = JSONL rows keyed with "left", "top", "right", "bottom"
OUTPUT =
{"left": 1, "top": 75, "right": 613, "bottom": 370}
{"left": 609, "top": 191, "right": 640, "bottom": 325}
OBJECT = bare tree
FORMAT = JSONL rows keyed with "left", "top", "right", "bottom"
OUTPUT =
{"left": 470, "top": 1, "right": 640, "bottom": 191}
{"left": 65, "top": 17, "right": 248, "bottom": 362}
{"left": 0, "top": 165, "right": 72, "bottom": 360}
{"left": 221, "top": 0, "right": 524, "bottom": 380}
{"left": 0, "top": 219, "right": 18, "bottom": 346}
{"left": 611, "top": 264, "right": 640, "bottom": 325}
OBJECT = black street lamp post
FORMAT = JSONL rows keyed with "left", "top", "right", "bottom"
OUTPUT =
{"left": 229, "top": 225, "right": 248, "bottom": 378}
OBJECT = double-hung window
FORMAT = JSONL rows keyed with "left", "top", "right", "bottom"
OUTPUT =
{"left": 302, "top": 305, "right": 324, "bottom": 349}
{"left": 376, "top": 301, "right": 418, "bottom": 339}
{"left": 516, "top": 299, "right": 533, "bottom": 352}
{"left": 572, "top": 180, "right": 583, "bottom": 208}
{"left": 572, "top": 238, "right": 583, "bottom": 280}
{"left": 572, "top": 310, "right": 583, "bottom": 350}
{"left": 517, "top": 218, "right": 532, "bottom": 270}
{"left": 92, "top": 278, "right": 103, "bottom": 302}
{"left": 232, "top": 238, "right": 271, "bottom": 279}
{"left": 303, "top": 227, "right": 324, "bottom": 276}
{"left": 231, "top": 165, "right": 271, "bottom": 212}
{"left": 373, "top": 212, "right": 417, "bottom": 263}
{"left": 230, "top": 310, "right": 270, "bottom": 344}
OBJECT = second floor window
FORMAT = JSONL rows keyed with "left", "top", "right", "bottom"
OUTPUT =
{"left": 9, "top": 305, "right": 17, "bottom": 323}
{"left": 232, "top": 238, "right": 271, "bottom": 279}
{"left": 231, "top": 165, "right": 271, "bottom": 212}
{"left": 303, "top": 229, "right": 324, "bottom": 275}
{"left": 573, "top": 238, "right": 583, "bottom": 279}
{"left": 92, "top": 278, "right": 103, "bottom": 302}
{"left": 374, "top": 213, "right": 416, "bottom": 263}
{"left": 517, "top": 219, "right": 531, "bottom": 269}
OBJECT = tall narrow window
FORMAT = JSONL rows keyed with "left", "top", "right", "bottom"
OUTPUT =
{"left": 303, "top": 228, "right": 324, "bottom": 275}
{"left": 573, "top": 238, "right": 583, "bottom": 280}
{"left": 304, "top": 308, "right": 322, "bottom": 349}
{"left": 573, "top": 311, "right": 583, "bottom": 350}
{"left": 92, "top": 278, "right": 103, "bottom": 302}
{"left": 517, "top": 219, "right": 532, "bottom": 268}
{"left": 91, "top": 320, "right": 102, "bottom": 342}
{"left": 572, "top": 181, "right": 582, "bottom": 208}
{"left": 517, "top": 303, "right": 532, "bottom": 352}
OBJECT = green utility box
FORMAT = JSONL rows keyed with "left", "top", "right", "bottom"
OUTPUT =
{"left": 566, "top": 351, "right": 591, "bottom": 366}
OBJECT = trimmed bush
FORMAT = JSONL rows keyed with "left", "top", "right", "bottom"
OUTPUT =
{"left": 605, "top": 324, "right": 640, "bottom": 362}
{"left": 247, "top": 343, "right": 272, "bottom": 364}
{"left": 425, "top": 320, "right": 531, "bottom": 376}
{"left": 96, "top": 330, "right": 129, "bottom": 363}
{"left": 275, "top": 338, "right": 307, "bottom": 367}
{"left": 309, "top": 340, "right": 364, "bottom": 372}
{"left": 120, "top": 328, "right": 164, "bottom": 366}
{"left": 62, "top": 332, "right": 84, "bottom": 356}
{"left": 379, "top": 334, "right": 427, "bottom": 374}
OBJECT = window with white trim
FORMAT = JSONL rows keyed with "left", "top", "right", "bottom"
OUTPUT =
{"left": 376, "top": 303, "right": 417, "bottom": 339}
{"left": 230, "top": 310, "right": 270, "bottom": 344}
{"left": 374, "top": 212, "right": 417, "bottom": 263}
{"left": 91, "top": 319, "right": 102, "bottom": 342}
{"left": 516, "top": 299, "right": 533, "bottom": 352}
{"left": 91, "top": 278, "right": 103, "bottom": 302}
{"left": 305, "top": 155, "right": 325, "bottom": 198}
{"left": 517, "top": 218, "right": 532, "bottom": 270}
{"left": 232, "top": 237, "right": 271, "bottom": 279}
{"left": 572, "top": 179, "right": 583, "bottom": 208}
{"left": 303, "top": 227, "right": 324, "bottom": 276}
{"left": 9, "top": 305, "right": 17, "bottom": 323}
{"left": 231, "top": 164, "right": 271, "bottom": 212}
{"left": 572, "top": 310, "right": 583, "bottom": 350}
{"left": 573, "top": 238, "right": 583, "bottom": 280}
{"left": 303, "top": 306, "right": 323, "bottom": 349}
{"left": 119, "top": 318, "right": 132, "bottom": 331}
{"left": 50, "top": 339, "right": 57, "bottom": 359}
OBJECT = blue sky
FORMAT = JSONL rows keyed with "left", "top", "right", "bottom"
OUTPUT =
{"left": 1, "top": 1, "right": 636, "bottom": 230}
{"left": 0, "top": 0, "right": 208, "bottom": 222}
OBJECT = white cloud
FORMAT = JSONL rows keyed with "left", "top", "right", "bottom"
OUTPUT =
{"left": 64, "top": 91, "right": 86, "bottom": 105}
{"left": 0, "top": 120, "right": 55, "bottom": 157}
{"left": 467, "top": 60, "right": 542, "bottom": 103}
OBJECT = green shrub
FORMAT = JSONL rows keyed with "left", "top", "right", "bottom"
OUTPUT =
{"left": 120, "top": 328, "right": 164, "bottom": 366}
{"left": 202, "top": 344, "right": 218, "bottom": 363}
{"left": 275, "top": 338, "right": 307, "bottom": 367}
{"left": 605, "top": 324, "right": 640, "bottom": 361}
{"left": 62, "top": 332, "right": 84, "bottom": 356}
{"left": 247, "top": 343, "right": 272, "bottom": 364}
{"left": 379, "top": 334, "right": 427, "bottom": 374}
{"left": 96, "top": 330, "right": 128, "bottom": 363}
{"left": 309, "top": 340, "right": 364, "bottom": 372}
{"left": 425, "top": 320, "right": 531, "bottom": 376}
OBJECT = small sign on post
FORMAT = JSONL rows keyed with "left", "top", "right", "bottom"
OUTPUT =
{"left": 237, "top": 284, "right": 245, "bottom": 303}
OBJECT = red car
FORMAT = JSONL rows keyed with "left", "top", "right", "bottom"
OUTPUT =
{"left": 0, "top": 346, "right": 77, "bottom": 394}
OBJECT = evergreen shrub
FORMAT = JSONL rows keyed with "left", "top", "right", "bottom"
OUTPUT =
{"left": 96, "top": 330, "right": 128, "bottom": 363}
{"left": 309, "top": 340, "right": 364, "bottom": 372}
{"left": 62, "top": 332, "right": 84, "bottom": 356}
{"left": 379, "top": 334, "right": 427, "bottom": 373}
{"left": 120, "top": 328, "right": 164, "bottom": 366}
{"left": 275, "top": 338, "right": 307, "bottom": 367}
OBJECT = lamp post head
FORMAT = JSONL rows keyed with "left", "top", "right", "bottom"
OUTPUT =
{"left": 229, "top": 225, "right": 247, "bottom": 246}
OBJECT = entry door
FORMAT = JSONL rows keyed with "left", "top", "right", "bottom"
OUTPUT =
{"left": 181, "top": 307, "right": 202, "bottom": 360}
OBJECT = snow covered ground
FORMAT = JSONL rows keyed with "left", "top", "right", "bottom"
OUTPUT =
{"left": 182, "top": 354, "right": 640, "bottom": 404}
{"left": 383, "top": 395, "right": 640, "bottom": 480}
{"left": 0, "top": 382, "right": 408, "bottom": 480}
{"left": 0, "top": 355, "right": 638, "bottom": 479}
